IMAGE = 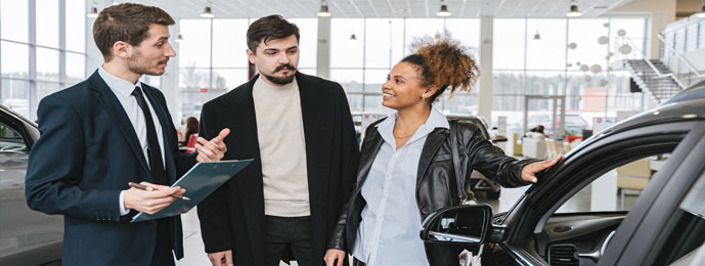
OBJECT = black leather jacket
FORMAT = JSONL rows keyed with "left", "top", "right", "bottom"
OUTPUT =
{"left": 328, "top": 119, "right": 537, "bottom": 265}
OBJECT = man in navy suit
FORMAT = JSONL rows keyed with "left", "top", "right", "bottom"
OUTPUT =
{"left": 25, "top": 3, "right": 228, "bottom": 265}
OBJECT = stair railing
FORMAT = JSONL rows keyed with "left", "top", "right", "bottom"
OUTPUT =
{"left": 617, "top": 35, "right": 686, "bottom": 90}
{"left": 657, "top": 33, "right": 705, "bottom": 88}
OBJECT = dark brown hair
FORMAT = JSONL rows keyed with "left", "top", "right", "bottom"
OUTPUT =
{"left": 402, "top": 37, "right": 480, "bottom": 105}
{"left": 247, "top": 15, "right": 300, "bottom": 54}
{"left": 92, "top": 3, "right": 175, "bottom": 61}
{"left": 185, "top": 116, "right": 199, "bottom": 134}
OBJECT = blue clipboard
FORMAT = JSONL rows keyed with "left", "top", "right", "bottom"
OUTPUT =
{"left": 131, "top": 159, "right": 253, "bottom": 223}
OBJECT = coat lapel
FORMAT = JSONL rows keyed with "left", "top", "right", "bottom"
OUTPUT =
{"left": 356, "top": 127, "right": 384, "bottom": 190}
{"left": 416, "top": 128, "right": 449, "bottom": 189}
{"left": 88, "top": 71, "right": 150, "bottom": 174}
{"left": 297, "top": 74, "right": 327, "bottom": 200}
{"left": 225, "top": 76, "right": 267, "bottom": 262}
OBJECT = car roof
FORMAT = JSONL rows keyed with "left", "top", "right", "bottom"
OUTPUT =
{"left": 445, "top": 114, "right": 487, "bottom": 125}
{"left": 663, "top": 79, "right": 705, "bottom": 105}
{"left": 444, "top": 114, "right": 491, "bottom": 139}
{"left": 0, "top": 104, "right": 37, "bottom": 128}
{"left": 595, "top": 96, "right": 705, "bottom": 139}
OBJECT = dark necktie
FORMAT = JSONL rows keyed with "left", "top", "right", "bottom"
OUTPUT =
{"left": 132, "top": 86, "right": 168, "bottom": 185}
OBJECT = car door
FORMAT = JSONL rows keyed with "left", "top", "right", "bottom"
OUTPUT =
{"left": 599, "top": 121, "right": 705, "bottom": 266}
{"left": 491, "top": 118, "right": 705, "bottom": 266}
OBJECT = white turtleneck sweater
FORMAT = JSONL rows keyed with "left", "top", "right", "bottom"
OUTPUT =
{"left": 252, "top": 76, "right": 310, "bottom": 217}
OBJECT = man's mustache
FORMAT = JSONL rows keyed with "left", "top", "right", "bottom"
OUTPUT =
{"left": 275, "top": 64, "right": 296, "bottom": 72}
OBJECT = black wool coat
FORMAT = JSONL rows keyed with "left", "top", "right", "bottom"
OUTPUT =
{"left": 197, "top": 72, "right": 359, "bottom": 266}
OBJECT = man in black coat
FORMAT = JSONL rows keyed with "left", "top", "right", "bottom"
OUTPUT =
{"left": 197, "top": 15, "right": 359, "bottom": 266}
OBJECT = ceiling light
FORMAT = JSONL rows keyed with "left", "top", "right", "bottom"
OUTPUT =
{"left": 201, "top": 6, "right": 214, "bottom": 18}
{"left": 436, "top": 3, "right": 451, "bottom": 17}
{"left": 317, "top": 1, "right": 331, "bottom": 17}
{"left": 566, "top": 4, "right": 582, "bottom": 17}
{"left": 175, "top": 34, "right": 184, "bottom": 43}
{"left": 533, "top": 32, "right": 541, "bottom": 40}
{"left": 696, "top": 5, "right": 705, "bottom": 18}
{"left": 350, "top": 33, "right": 357, "bottom": 40}
{"left": 86, "top": 7, "right": 99, "bottom": 18}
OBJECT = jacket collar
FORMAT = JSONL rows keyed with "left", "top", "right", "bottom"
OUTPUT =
{"left": 358, "top": 114, "right": 451, "bottom": 192}
{"left": 416, "top": 128, "right": 450, "bottom": 189}
{"left": 88, "top": 70, "right": 150, "bottom": 174}
{"left": 88, "top": 70, "right": 176, "bottom": 182}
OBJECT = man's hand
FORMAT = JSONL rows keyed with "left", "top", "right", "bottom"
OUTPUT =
{"left": 521, "top": 154, "right": 563, "bottom": 183}
{"left": 197, "top": 128, "right": 230, "bottom": 162}
{"left": 208, "top": 250, "right": 233, "bottom": 266}
{"left": 123, "top": 182, "right": 185, "bottom": 214}
{"left": 324, "top": 249, "right": 346, "bottom": 266}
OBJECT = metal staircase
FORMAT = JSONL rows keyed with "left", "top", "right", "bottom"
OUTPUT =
{"left": 623, "top": 59, "right": 684, "bottom": 103}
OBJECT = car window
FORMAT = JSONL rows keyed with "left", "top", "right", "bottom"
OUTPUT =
{"left": 0, "top": 122, "right": 26, "bottom": 151}
{"left": 555, "top": 154, "right": 671, "bottom": 213}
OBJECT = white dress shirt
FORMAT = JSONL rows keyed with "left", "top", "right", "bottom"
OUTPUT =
{"left": 97, "top": 67, "right": 166, "bottom": 216}
{"left": 352, "top": 108, "right": 449, "bottom": 266}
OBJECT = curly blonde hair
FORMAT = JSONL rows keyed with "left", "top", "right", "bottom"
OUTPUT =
{"left": 403, "top": 36, "right": 480, "bottom": 104}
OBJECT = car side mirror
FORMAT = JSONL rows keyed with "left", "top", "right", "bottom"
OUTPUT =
{"left": 420, "top": 205, "right": 493, "bottom": 245}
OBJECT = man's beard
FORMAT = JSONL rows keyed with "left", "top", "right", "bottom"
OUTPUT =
{"left": 263, "top": 64, "right": 297, "bottom": 85}
{"left": 128, "top": 51, "right": 168, "bottom": 76}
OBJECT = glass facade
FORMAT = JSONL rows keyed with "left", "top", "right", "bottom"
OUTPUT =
{"left": 0, "top": 2, "right": 656, "bottom": 132}
{"left": 492, "top": 17, "right": 653, "bottom": 134}
{"left": 0, "top": 0, "right": 87, "bottom": 120}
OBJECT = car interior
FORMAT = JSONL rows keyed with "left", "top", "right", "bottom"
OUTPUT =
{"left": 519, "top": 138, "right": 705, "bottom": 266}
{"left": 486, "top": 125, "right": 702, "bottom": 266}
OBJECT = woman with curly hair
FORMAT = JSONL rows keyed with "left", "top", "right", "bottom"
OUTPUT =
{"left": 324, "top": 38, "right": 562, "bottom": 266}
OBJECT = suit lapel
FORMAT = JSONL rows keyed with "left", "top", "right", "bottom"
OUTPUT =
{"left": 416, "top": 128, "right": 449, "bottom": 189}
{"left": 88, "top": 71, "right": 150, "bottom": 174}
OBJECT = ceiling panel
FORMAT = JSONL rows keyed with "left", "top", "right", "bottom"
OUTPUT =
{"left": 97, "top": 0, "right": 634, "bottom": 19}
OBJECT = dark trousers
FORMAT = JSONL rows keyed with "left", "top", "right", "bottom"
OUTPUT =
{"left": 352, "top": 257, "right": 366, "bottom": 266}
{"left": 264, "top": 215, "right": 317, "bottom": 266}
{"left": 151, "top": 219, "right": 175, "bottom": 266}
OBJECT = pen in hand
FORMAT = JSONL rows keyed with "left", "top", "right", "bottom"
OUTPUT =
{"left": 128, "top": 182, "right": 190, "bottom": 201}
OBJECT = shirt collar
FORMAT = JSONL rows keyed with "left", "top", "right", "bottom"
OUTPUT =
{"left": 376, "top": 107, "right": 450, "bottom": 147}
{"left": 426, "top": 107, "right": 451, "bottom": 129}
{"left": 98, "top": 66, "right": 142, "bottom": 97}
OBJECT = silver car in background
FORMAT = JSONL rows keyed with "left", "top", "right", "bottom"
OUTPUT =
{"left": 0, "top": 105, "right": 62, "bottom": 265}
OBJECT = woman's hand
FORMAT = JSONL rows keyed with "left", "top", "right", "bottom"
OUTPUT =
{"left": 521, "top": 154, "right": 563, "bottom": 183}
{"left": 324, "top": 248, "right": 346, "bottom": 266}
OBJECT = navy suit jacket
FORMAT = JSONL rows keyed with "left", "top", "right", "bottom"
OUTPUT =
{"left": 25, "top": 70, "right": 196, "bottom": 265}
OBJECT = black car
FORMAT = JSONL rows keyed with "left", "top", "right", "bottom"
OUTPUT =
{"left": 422, "top": 87, "right": 705, "bottom": 265}
{"left": 0, "top": 105, "right": 62, "bottom": 265}
{"left": 446, "top": 114, "right": 503, "bottom": 199}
